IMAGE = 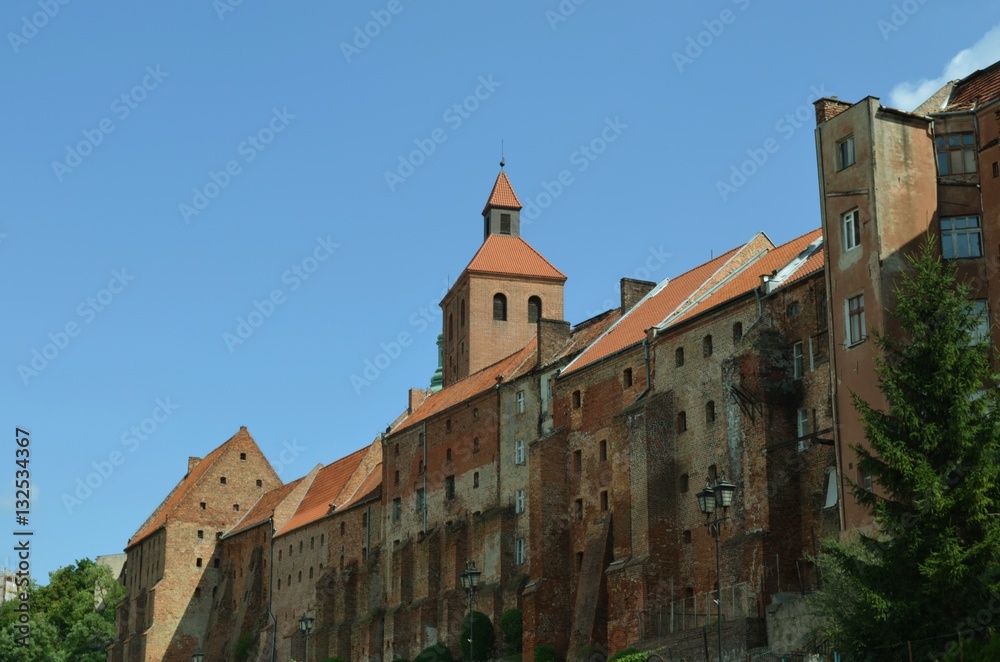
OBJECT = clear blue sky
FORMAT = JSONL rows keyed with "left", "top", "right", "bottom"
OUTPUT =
{"left": 2, "top": 0, "right": 998, "bottom": 582}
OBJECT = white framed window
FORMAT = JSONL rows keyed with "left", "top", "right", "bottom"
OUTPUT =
{"left": 846, "top": 294, "right": 866, "bottom": 346}
{"left": 796, "top": 408, "right": 810, "bottom": 452}
{"left": 792, "top": 342, "right": 804, "bottom": 379}
{"left": 862, "top": 471, "right": 873, "bottom": 493}
{"left": 936, "top": 132, "right": 977, "bottom": 175}
{"left": 515, "top": 538, "right": 526, "bottom": 565}
{"left": 837, "top": 135, "right": 856, "bottom": 170}
{"left": 966, "top": 300, "right": 990, "bottom": 346}
{"left": 941, "top": 216, "right": 983, "bottom": 259}
{"left": 516, "top": 390, "right": 525, "bottom": 414}
{"left": 515, "top": 489, "right": 525, "bottom": 514}
{"left": 842, "top": 209, "right": 861, "bottom": 251}
{"left": 515, "top": 439, "right": 525, "bottom": 465}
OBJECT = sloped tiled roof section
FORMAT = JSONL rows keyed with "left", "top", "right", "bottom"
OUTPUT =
{"left": 225, "top": 476, "right": 306, "bottom": 538}
{"left": 276, "top": 446, "right": 370, "bottom": 537}
{"left": 561, "top": 240, "right": 764, "bottom": 376}
{"left": 465, "top": 235, "right": 567, "bottom": 281}
{"left": 944, "top": 60, "right": 1000, "bottom": 111}
{"left": 482, "top": 171, "right": 522, "bottom": 213}
{"left": 338, "top": 463, "right": 383, "bottom": 511}
{"left": 666, "top": 229, "right": 823, "bottom": 327}
{"left": 393, "top": 340, "right": 538, "bottom": 434}
{"left": 128, "top": 427, "right": 268, "bottom": 549}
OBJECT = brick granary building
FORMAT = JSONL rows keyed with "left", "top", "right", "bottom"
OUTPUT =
{"left": 108, "top": 62, "right": 1000, "bottom": 662}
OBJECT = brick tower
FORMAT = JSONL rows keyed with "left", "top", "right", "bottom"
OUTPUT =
{"left": 439, "top": 168, "right": 567, "bottom": 386}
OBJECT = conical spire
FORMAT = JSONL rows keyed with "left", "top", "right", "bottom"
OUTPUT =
{"left": 482, "top": 171, "right": 522, "bottom": 215}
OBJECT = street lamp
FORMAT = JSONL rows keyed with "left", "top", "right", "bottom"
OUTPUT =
{"left": 191, "top": 651, "right": 204, "bottom": 662}
{"left": 695, "top": 472, "right": 737, "bottom": 662}
{"left": 299, "top": 614, "right": 314, "bottom": 662}
{"left": 460, "top": 560, "right": 481, "bottom": 661}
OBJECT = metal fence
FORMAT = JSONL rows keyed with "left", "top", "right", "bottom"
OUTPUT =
{"left": 641, "top": 583, "right": 758, "bottom": 640}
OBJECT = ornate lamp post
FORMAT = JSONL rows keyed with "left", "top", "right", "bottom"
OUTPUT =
{"left": 459, "top": 560, "right": 482, "bottom": 661}
{"left": 298, "top": 614, "right": 314, "bottom": 662}
{"left": 695, "top": 473, "right": 737, "bottom": 662}
{"left": 191, "top": 651, "right": 205, "bottom": 662}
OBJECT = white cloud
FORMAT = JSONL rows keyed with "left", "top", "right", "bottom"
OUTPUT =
{"left": 889, "top": 24, "right": 1000, "bottom": 110}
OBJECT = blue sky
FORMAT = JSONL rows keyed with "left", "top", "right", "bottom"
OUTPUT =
{"left": 3, "top": 0, "right": 999, "bottom": 582}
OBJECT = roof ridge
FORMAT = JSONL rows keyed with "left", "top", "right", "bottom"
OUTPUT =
{"left": 659, "top": 248, "right": 770, "bottom": 329}
{"left": 464, "top": 235, "right": 567, "bottom": 281}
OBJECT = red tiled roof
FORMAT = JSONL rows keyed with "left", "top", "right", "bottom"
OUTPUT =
{"left": 338, "top": 464, "right": 382, "bottom": 511}
{"left": 465, "top": 235, "right": 566, "bottom": 281}
{"left": 393, "top": 341, "right": 538, "bottom": 434}
{"left": 945, "top": 61, "right": 1000, "bottom": 111}
{"left": 227, "top": 477, "right": 305, "bottom": 537}
{"left": 128, "top": 428, "right": 260, "bottom": 548}
{"left": 554, "top": 310, "right": 622, "bottom": 363}
{"left": 277, "top": 447, "right": 370, "bottom": 537}
{"left": 482, "top": 171, "right": 522, "bottom": 213}
{"left": 561, "top": 246, "right": 748, "bottom": 376}
{"left": 668, "top": 229, "right": 823, "bottom": 326}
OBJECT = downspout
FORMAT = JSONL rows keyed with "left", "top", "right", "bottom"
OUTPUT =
{"left": 268, "top": 515, "right": 277, "bottom": 662}
{"left": 633, "top": 336, "right": 651, "bottom": 403}
{"left": 366, "top": 504, "right": 372, "bottom": 559}
{"left": 422, "top": 421, "right": 428, "bottom": 535}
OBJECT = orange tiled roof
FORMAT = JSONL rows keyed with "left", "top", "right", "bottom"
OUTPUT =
{"left": 128, "top": 428, "right": 259, "bottom": 549}
{"left": 561, "top": 246, "right": 748, "bottom": 376}
{"left": 276, "top": 446, "right": 370, "bottom": 537}
{"left": 465, "top": 235, "right": 566, "bottom": 281}
{"left": 338, "top": 464, "right": 382, "bottom": 511}
{"left": 393, "top": 341, "right": 538, "bottom": 434}
{"left": 945, "top": 61, "right": 1000, "bottom": 111}
{"left": 667, "top": 229, "right": 823, "bottom": 327}
{"left": 554, "top": 310, "right": 622, "bottom": 363}
{"left": 482, "top": 171, "right": 522, "bottom": 213}
{"left": 226, "top": 477, "right": 305, "bottom": 538}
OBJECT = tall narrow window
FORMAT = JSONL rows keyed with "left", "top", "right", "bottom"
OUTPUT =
{"left": 448, "top": 313, "right": 453, "bottom": 341}
{"left": 847, "top": 294, "right": 866, "bottom": 345}
{"left": 460, "top": 299, "right": 466, "bottom": 326}
{"left": 473, "top": 472, "right": 480, "bottom": 488}
{"left": 500, "top": 213, "right": 512, "bottom": 234}
{"left": 393, "top": 497, "right": 401, "bottom": 521}
{"left": 493, "top": 293, "right": 508, "bottom": 321}
{"left": 416, "top": 489, "right": 425, "bottom": 513}
{"left": 703, "top": 335, "right": 713, "bottom": 357}
{"left": 515, "top": 538, "right": 526, "bottom": 565}
{"left": 842, "top": 209, "right": 861, "bottom": 251}
{"left": 623, "top": 368, "right": 633, "bottom": 388}
{"left": 733, "top": 322, "right": 743, "bottom": 343}
{"left": 516, "top": 390, "right": 525, "bottom": 414}
{"left": 793, "top": 341, "right": 804, "bottom": 379}
{"left": 528, "top": 296, "right": 542, "bottom": 323}
{"left": 599, "top": 439, "right": 608, "bottom": 462}
{"left": 797, "top": 408, "right": 810, "bottom": 452}
{"left": 573, "top": 449, "right": 582, "bottom": 472}
{"left": 600, "top": 490, "right": 609, "bottom": 512}
{"left": 515, "top": 439, "right": 525, "bottom": 465}
{"left": 575, "top": 499, "right": 583, "bottom": 520}
{"left": 445, "top": 475, "right": 455, "bottom": 500}
{"left": 966, "top": 300, "right": 990, "bottom": 345}
{"left": 515, "top": 489, "right": 525, "bottom": 514}
{"left": 676, "top": 347, "right": 684, "bottom": 366}
{"left": 706, "top": 401, "right": 716, "bottom": 423}
{"left": 677, "top": 411, "right": 687, "bottom": 433}
{"left": 572, "top": 391, "right": 582, "bottom": 408}
{"left": 680, "top": 473, "right": 689, "bottom": 493}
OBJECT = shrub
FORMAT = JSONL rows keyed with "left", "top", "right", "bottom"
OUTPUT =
{"left": 416, "top": 642, "right": 454, "bottom": 662}
{"left": 534, "top": 643, "right": 560, "bottom": 662}
{"left": 499, "top": 609, "right": 523, "bottom": 655}
{"left": 234, "top": 633, "right": 255, "bottom": 662}
{"left": 607, "top": 648, "right": 644, "bottom": 662}
{"left": 460, "top": 611, "right": 495, "bottom": 661}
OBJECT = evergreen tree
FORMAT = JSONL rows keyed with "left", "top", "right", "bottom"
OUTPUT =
{"left": 815, "top": 240, "right": 1000, "bottom": 655}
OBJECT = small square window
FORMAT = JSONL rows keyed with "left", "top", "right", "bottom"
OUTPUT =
{"left": 680, "top": 474, "right": 689, "bottom": 493}
{"left": 220, "top": 477, "right": 227, "bottom": 484}
{"left": 240, "top": 452, "right": 246, "bottom": 461}
{"left": 196, "top": 558, "right": 203, "bottom": 568}
{"left": 788, "top": 302, "right": 800, "bottom": 317}
{"left": 256, "top": 479, "right": 262, "bottom": 488}
{"left": 683, "top": 530, "right": 692, "bottom": 544}
{"left": 473, "top": 408, "right": 479, "bottom": 420}
{"left": 214, "top": 558, "right": 220, "bottom": 568}
{"left": 233, "top": 504, "right": 239, "bottom": 512}
{"left": 200, "top": 502, "right": 206, "bottom": 510}
{"left": 941, "top": 216, "right": 983, "bottom": 259}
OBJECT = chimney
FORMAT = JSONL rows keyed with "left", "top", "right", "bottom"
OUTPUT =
{"left": 537, "top": 318, "right": 571, "bottom": 368}
{"left": 814, "top": 97, "right": 852, "bottom": 125}
{"left": 408, "top": 388, "right": 428, "bottom": 414}
{"left": 620, "top": 278, "right": 656, "bottom": 313}
{"left": 188, "top": 457, "right": 201, "bottom": 473}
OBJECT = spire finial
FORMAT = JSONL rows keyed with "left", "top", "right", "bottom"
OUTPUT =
{"left": 500, "top": 138, "right": 505, "bottom": 170}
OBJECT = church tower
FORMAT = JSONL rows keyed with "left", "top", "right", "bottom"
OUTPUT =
{"left": 439, "top": 168, "right": 567, "bottom": 387}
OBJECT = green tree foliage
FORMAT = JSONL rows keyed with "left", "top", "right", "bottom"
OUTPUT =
{"left": 0, "top": 559, "right": 123, "bottom": 662}
{"left": 534, "top": 643, "right": 560, "bottom": 662}
{"left": 814, "top": 241, "right": 1000, "bottom": 655}
{"left": 415, "top": 641, "right": 454, "bottom": 662}
{"left": 607, "top": 648, "right": 644, "bottom": 662}
{"left": 460, "top": 610, "right": 495, "bottom": 662}
{"left": 499, "top": 608, "right": 523, "bottom": 656}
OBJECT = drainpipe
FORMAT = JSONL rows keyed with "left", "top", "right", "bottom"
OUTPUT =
{"left": 268, "top": 516, "right": 277, "bottom": 662}
{"left": 634, "top": 336, "right": 652, "bottom": 404}
{"left": 422, "top": 421, "right": 428, "bottom": 535}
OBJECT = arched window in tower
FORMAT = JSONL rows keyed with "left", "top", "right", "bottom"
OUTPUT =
{"left": 493, "top": 293, "right": 508, "bottom": 321}
{"left": 460, "top": 300, "right": 466, "bottom": 327}
{"left": 528, "top": 296, "right": 542, "bottom": 323}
